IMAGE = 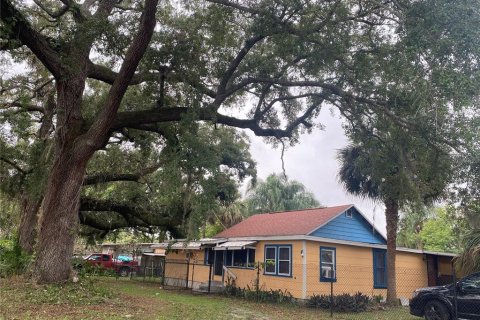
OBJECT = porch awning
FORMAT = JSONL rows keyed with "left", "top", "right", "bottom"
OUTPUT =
{"left": 152, "top": 241, "right": 203, "bottom": 250}
{"left": 151, "top": 238, "right": 225, "bottom": 250}
{"left": 213, "top": 240, "right": 257, "bottom": 250}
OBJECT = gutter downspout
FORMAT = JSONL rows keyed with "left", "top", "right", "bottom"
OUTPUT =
{"left": 302, "top": 240, "right": 307, "bottom": 299}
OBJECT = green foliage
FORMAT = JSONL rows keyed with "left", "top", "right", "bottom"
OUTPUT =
{"left": 72, "top": 259, "right": 117, "bottom": 278}
{"left": 306, "top": 292, "right": 371, "bottom": 313}
{"left": 246, "top": 173, "right": 320, "bottom": 214}
{"left": 0, "top": 194, "right": 20, "bottom": 239}
{"left": 338, "top": 131, "right": 451, "bottom": 208}
{"left": 455, "top": 229, "right": 480, "bottom": 275}
{"left": 79, "top": 124, "right": 256, "bottom": 240}
{"left": 224, "top": 282, "right": 294, "bottom": 304}
{"left": 0, "top": 238, "right": 32, "bottom": 277}
{"left": 397, "top": 206, "right": 462, "bottom": 253}
{"left": 419, "top": 208, "right": 456, "bottom": 252}
{"left": 24, "top": 278, "right": 113, "bottom": 305}
{"left": 203, "top": 221, "right": 224, "bottom": 238}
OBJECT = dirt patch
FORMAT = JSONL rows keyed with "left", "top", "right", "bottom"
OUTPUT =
{"left": 227, "top": 307, "right": 271, "bottom": 320}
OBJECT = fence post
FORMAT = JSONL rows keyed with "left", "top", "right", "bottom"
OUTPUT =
{"left": 191, "top": 263, "right": 195, "bottom": 289}
{"left": 330, "top": 281, "right": 333, "bottom": 317}
{"left": 185, "top": 259, "right": 190, "bottom": 289}
{"left": 161, "top": 259, "right": 165, "bottom": 286}
{"left": 208, "top": 263, "right": 213, "bottom": 294}
{"left": 143, "top": 266, "right": 146, "bottom": 281}
{"left": 452, "top": 262, "right": 458, "bottom": 320}
{"left": 256, "top": 263, "right": 260, "bottom": 302}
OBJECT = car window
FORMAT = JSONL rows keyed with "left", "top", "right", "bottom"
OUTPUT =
{"left": 102, "top": 255, "right": 110, "bottom": 261}
{"left": 87, "top": 255, "right": 101, "bottom": 261}
{"left": 460, "top": 273, "right": 480, "bottom": 291}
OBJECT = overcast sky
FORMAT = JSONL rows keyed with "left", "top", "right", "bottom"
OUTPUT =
{"left": 244, "top": 108, "right": 388, "bottom": 236}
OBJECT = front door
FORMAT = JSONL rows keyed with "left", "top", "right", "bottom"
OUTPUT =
{"left": 214, "top": 251, "right": 224, "bottom": 276}
{"left": 457, "top": 273, "right": 480, "bottom": 319}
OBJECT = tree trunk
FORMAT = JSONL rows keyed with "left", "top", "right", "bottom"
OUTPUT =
{"left": 29, "top": 0, "right": 158, "bottom": 283}
{"left": 18, "top": 94, "right": 54, "bottom": 254}
{"left": 18, "top": 195, "right": 42, "bottom": 254}
{"left": 385, "top": 197, "right": 399, "bottom": 305}
{"left": 32, "top": 75, "right": 88, "bottom": 283}
{"left": 33, "top": 149, "right": 87, "bottom": 283}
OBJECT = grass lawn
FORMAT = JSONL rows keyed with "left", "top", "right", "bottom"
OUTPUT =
{"left": 0, "top": 277, "right": 419, "bottom": 320}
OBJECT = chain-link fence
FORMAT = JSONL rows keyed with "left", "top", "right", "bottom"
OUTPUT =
{"left": 116, "top": 259, "right": 479, "bottom": 319}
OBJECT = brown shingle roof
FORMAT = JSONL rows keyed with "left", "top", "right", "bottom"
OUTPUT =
{"left": 215, "top": 204, "right": 353, "bottom": 238}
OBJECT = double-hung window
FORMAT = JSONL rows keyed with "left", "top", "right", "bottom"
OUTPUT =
{"left": 265, "top": 246, "right": 277, "bottom": 274}
{"left": 320, "top": 247, "right": 336, "bottom": 282}
{"left": 264, "top": 245, "right": 291, "bottom": 276}
{"left": 373, "top": 249, "right": 387, "bottom": 288}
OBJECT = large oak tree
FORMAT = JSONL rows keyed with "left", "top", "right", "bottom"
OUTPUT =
{"left": 1, "top": 0, "right": 479, "bottom": 283}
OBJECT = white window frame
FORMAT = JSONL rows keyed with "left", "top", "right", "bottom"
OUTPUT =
{"left": 320, "top": 247, "right": 336, "bottom": 281}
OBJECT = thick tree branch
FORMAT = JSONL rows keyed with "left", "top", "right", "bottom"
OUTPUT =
{"left": 79, "top": 0, "right": 159, "bottom": 156}
{"left": 33, "top": 0, "right": 69, "bottom": 19}
{"left": 1, "top": 0, "right": 63, "bottom": 78}
{"left": 87, "top": 62, "right": 217, "bottom": 98}
{"left": 215, "top": 35, "right": 265, "bottom": 103}
{"left": 206, "top": 0, "right": 259, "bottom": 14}
{"left": 1, "top": 102, "right": 45, "bottom": 114}
{"left": 0, "top": 156, "right": 26, "bottom": 174}
{"left": 79, "top": 197, "right": 181, "bottom": 229}
{"left": 112, "top": 103, "right": 320, "bottom": 138}
{"left": 87, "top": 60, "right": 147, "bottom": 85}
{"left": 83, "top": 165, "right": 160, "bottom": 185}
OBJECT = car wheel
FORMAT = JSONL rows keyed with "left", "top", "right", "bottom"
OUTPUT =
{"left": 424, "top": 300, "right": 450, "bottom": 320}
{"left": 119, "top": 267, "right": 130, "bottom": 277}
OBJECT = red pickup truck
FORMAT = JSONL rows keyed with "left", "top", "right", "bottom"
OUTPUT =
{"left": 84, "top": 253, "right": 139, "bottom": 276}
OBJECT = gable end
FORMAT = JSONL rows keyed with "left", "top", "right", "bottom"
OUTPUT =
{"left": 309, "top": 207, "right": 386, "bottom": 245}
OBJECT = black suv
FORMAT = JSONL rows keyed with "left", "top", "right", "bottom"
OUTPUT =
{"left": 409, "top": 272, "right": 480, "bottom": 320}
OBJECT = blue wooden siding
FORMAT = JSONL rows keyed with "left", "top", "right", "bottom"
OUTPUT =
{"left": 309, "top": 208, "right": 386, "bottom": 244}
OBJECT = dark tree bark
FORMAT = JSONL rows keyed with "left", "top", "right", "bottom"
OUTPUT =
{"left": 18, "top": 195, "right": 42, "bottom": 254}
{"left": 385, "top": 197, "right": 399, "bottom": 304}
{"left": 34, "top": 151, "right": 88, "bottom": 283}
{"left": 17, "top": 92, "right": 55, "bottom": 254}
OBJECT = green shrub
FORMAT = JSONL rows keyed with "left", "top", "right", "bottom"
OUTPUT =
{"left": 224, "top": 283, "right": 294, "bottom": 304}
{"left": 306, "top": 294, "right": 331, "bottom": 309}
{"left": 373, "top": 294, "right": 384, "bottom": 303}
{"left": 0, "top": 239, "right": 32, "bottom": 277}
{"left": 306, "top": 292, "right": 371, "bottom": 313}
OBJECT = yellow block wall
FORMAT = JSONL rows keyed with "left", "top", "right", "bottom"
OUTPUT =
{"left": 231, "top": 241, "right": 429, "bottom": 300}
{"left": 247, "top": 240, "right": 305, "bottom": 298}
{"left": 304, "top": 242, "right": 428, "bottom": 299}
{"left": 162, "top": 241, "right": 433, "bottom": 299}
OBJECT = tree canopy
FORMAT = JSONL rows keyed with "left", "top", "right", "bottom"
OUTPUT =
{"left": 1, "top": 0, "right": 480, "bottom": 283}
{"left": 246, "top": 173, "right": 319, "bottom": 214}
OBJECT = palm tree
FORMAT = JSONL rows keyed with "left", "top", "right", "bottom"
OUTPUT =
{"left": 455, "top": 229, "right": 480, "bottom": 275}
{"left": 338, "top": 145, "right": 401, "bottom": 304}
{"left": 246, "top": 173, "right": 320, "bottom": 214}
{"left": 338, "top": 138, "right": 450, "bottom": 304}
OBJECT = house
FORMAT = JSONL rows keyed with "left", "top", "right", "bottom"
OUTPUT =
{"left": 155, "top": 205, "right": 456, "bottom": 300}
